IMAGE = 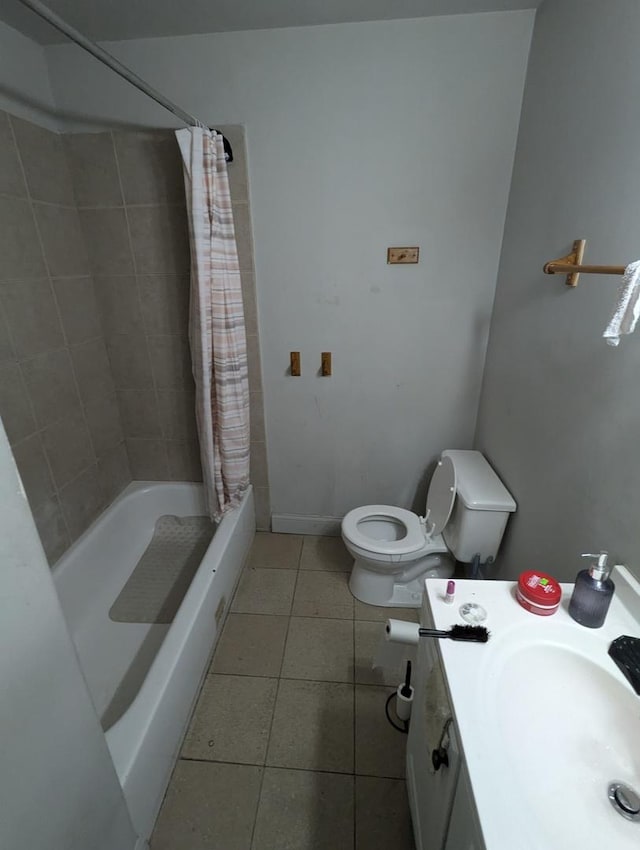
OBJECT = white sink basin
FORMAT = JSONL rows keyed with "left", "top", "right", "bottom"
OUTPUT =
{"left": 484, "top": 634, "right": 640, "bottom": 849}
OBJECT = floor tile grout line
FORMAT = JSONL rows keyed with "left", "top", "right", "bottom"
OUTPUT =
{"left": 178, "top": 754, "right": 405, "bottom": 782}
{"left": 198, "top": 669, "right": 394, "bottom": 690}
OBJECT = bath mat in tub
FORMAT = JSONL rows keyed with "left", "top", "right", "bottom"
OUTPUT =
{"left": 109, "top": 515, "right": 215, "bottom": 624}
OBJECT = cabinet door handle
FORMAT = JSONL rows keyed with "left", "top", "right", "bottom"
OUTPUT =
{"left": 431, "top": 746, "right": 449, "bottom": 771}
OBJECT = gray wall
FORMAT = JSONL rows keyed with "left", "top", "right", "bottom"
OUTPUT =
{"left": 0, "top": 110, "right": 130, "bottom": 563}
{"left": 45, "top": 12, "right": 534, "bottom": 523}
{"left": 0, "top": 20, "right": 60, "bottom": 130}
{"left": 475, "top": 0, "right": 640, "bottom": 581}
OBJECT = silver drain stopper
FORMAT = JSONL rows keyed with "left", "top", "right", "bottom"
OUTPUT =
{"left": 608, "top": 782, "right": 640, "bottom": 822}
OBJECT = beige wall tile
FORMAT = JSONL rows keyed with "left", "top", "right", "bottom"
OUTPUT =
{"left": 59, "top": 463, "right": 105, "bottom": 539}
{"left": 157, "top": 388, "right": 197, "bottom": 440}
{"left": 148, "top": 334, "right": 192, "bottom": 389}
{"left": 70, "top": 338, "right": 115, "bottom": 404}
{"left": 254, "top": 486, "right": 271, "bottom": 531}
{"left": 218, "top": 125, "right": 248, "bottom": 203}
{"left": 250, "top": 440, "right": 269, "bottom": 487}
{"left": 42, "top": 411, "right": 95, "bottom": 489}
{"left": 12, "top": 433, "right": 55, "bottom": 510}
{"left": 126, "top": 437, "right": 169, "bottom": 479}
{"left": 240, "top": 270, "right": 258, "bottom": 335}
{"left": 231, "top": 202, "right": 254, "bottom": 271}
{"left": 79, "top": 208, "right": 134, "bottom": 276}
{"left": 0, "top": 361, "right": 37, "bottom": 444}
{"left": 53, "top": 277, "right": 102, "bottom": 345}
{"left": 33, "top": 204, "right": 89, "bottom": 277}
{"left": 63, "top": 132, "right": 123, "bottom": 207}
{"left": 0, "top": 303, "right": 14, "bottom": 362}
{"left": 0, "top": 197, "right": 46, "bottom": 280}
{"left": 249, "top": 391, "right": 265, "bottom": 442}
{"left": 138, "top": 273, "right": 190, "bottom": 335}
{"left": 166, "top": 439, "right": 202, "bottom": 481}
{"left": 0, "top": 111, "right": 26, "bottom": 198}
{"left": 0, "top": 280, "right": 64, "bottom": 357}
{"left": 246, "top": 333, "right": 262, "bottom": 392}
{"left": 117, "top": 389, "right": 161, "bottom": 438}
{"left": 97, "top": 442, "right": 130, "bottom": 504}
{"left": 106, "top": 333, "right": 153, "bottom": 389}
{"left": 127, "top": 205, "right": 190, "bottom": 275}
{"left": 21, "top": 348, "right": 81, "bottom": 428}
{"left": 114, "top": 131, "right": 185, "bottom": 205}
{"left": 93, "top": 275, "right": 144, "bottom": 338}
{"left": 11, "top": 115, "right": 74, "bottom": 205}
{"left": 84, "top": 393, "right": 124, "bottom": 458}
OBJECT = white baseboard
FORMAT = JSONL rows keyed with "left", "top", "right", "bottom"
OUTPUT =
{"left": 271, "top": 513, "right": 342, "bottom": 536}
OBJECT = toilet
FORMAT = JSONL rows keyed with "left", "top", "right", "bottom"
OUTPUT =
{"left": 341, "top": 450, "right": 516, "bottom": 607}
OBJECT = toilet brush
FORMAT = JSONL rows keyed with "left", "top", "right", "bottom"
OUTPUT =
{"left": 395, "top": 660, "right": 414, "bottom": 722}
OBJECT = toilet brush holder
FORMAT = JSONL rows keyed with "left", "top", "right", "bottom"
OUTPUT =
{"left": 396, "top": 683, "right": 414, "bottom": 721}
{"left": 395, "top": 659, "right": 414, "bottom": 722}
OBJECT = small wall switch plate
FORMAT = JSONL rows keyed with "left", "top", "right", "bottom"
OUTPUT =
{"left": 387, "top": 246, "right": 419, "bottom": 264}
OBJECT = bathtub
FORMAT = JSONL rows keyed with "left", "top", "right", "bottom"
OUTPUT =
{"left": 53, "top": 481, "right": 255, "bottom": 841}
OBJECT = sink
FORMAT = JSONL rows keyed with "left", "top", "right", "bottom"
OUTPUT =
{"left": 424, "top": 568, "right": 640, "bottom": 850}
{"left": 480, "top": 627, "right": 640, "bottom": 849}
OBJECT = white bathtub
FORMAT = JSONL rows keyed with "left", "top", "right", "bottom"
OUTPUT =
{"left": 53, "top": 482, "right": 255, "bottom": 842}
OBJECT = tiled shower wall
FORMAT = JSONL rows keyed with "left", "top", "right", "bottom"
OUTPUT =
{"left": 0, "top": 110, "right": 129, "bottom": 563}
{"left": 66, "top": 124, "right": 270, "bottom": 527}
{"left": 0, "top": 111, "right": 270, "bottom": 565}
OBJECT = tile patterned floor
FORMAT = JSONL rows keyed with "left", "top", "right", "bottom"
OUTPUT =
{"left": 150, "top": 533, "right": 417, "bottom": 850}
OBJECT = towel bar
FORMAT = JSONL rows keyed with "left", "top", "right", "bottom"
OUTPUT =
{"left": 544, "top": 240, "right": 626, "bottom": 287}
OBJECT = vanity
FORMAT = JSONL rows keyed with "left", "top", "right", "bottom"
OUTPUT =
{"left": 406, "top": 566, "right": 640, "bottom": 850}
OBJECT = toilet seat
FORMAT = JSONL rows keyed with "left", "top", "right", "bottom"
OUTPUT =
{"left": 341, "top": 505, "right": 427, "bottom": 556}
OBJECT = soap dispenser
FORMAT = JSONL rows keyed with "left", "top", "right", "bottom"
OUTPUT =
{"left": 568, "top": 551, "right": 615, "bottom": 628}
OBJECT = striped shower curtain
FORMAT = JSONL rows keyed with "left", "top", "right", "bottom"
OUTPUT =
{"left": 176, "top": 127, "right": 250, "bottom": 520}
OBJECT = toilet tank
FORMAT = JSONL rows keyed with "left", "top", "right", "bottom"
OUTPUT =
{"left": 441, "top": 450, "right": 516, "bottom": 563}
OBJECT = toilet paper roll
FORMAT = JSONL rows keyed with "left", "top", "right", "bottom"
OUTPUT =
{"left": 385, "top": 619, "right": 421, "bottom": 646}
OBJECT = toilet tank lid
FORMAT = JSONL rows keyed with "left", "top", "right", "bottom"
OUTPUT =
{"left": 441, "top": 450, "right": 516, "bottom": 512}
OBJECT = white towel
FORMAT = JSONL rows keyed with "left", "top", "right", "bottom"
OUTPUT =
{"left": 603, "top": 260, "right": 640, "bottom": 346}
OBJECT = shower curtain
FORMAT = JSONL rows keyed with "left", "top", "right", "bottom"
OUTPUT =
{"left": 176, "top": 127, "right": 250, "bottom": 520}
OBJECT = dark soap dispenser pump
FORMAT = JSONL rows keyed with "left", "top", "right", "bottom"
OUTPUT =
{"left": 568, "top": 551, "right": 615, "bottom": 629}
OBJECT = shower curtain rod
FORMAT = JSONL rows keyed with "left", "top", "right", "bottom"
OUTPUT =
{"left": 17, "top": 0, "right": 207, "bottom": 129}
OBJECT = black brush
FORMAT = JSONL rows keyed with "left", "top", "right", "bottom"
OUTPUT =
{"left": 419, "top": 625, "right": 489, "bottom": 643}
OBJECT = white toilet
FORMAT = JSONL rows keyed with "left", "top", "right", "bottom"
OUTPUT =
{"left": 341, "top": 449, "right": 516, "bottom": 607}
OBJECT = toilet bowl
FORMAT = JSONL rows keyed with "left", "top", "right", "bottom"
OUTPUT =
{"left": 341, "top": 450, "right": 516, "bottom": 608}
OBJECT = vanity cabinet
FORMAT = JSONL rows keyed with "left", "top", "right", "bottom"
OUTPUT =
{"left": 406, "top": 603, "right": 485, "bottom": 850}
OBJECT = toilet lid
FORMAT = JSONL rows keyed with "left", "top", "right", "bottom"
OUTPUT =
{"left": 425, "top": 455, "right": 456, "bottom": 535}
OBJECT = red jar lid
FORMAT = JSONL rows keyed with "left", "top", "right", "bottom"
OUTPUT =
{"left": 517, "top": 570, "right": 561, "bottom": 608}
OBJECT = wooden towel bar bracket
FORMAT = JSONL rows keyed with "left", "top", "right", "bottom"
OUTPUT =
{"left": 543, "top": 239, "right": 626, "bottom": 287}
